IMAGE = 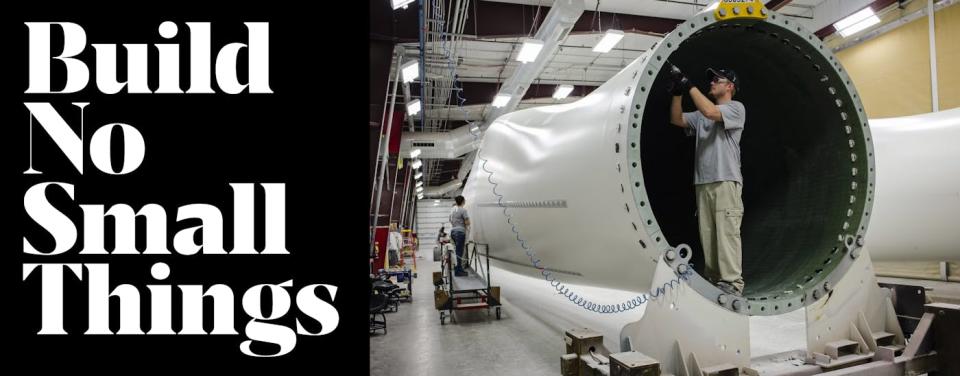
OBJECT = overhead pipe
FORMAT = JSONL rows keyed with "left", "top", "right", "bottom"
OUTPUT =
{"left": 423, "top": 178, "right": 463, "bottom": 198}
{"left": 480, "top": 0, "right": 584, "bottom": 128}
{"left": 401, "top": 0, "right": 586, "bottom": 190}
{"left": 399, "top": 121, "right": 482, "bottom": 159}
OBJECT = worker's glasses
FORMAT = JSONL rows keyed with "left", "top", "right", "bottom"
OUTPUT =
{"left": 711, "top": 77, "right": 731, "bottom": 85}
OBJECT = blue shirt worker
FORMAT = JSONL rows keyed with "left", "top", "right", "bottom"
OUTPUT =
{"left": 668, "top": 65, "right": 746, "bottom": 296}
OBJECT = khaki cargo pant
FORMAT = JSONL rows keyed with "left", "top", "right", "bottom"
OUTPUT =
{"left": 696, "top": 181, "right": 744, "bottom": 292}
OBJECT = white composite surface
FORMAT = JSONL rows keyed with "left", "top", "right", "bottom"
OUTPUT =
{"left": 489, "top": 265, "right": 807, "bottom": 357}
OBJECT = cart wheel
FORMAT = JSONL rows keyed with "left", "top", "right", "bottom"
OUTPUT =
{"left": 496, "top": 307, "right": 501, "bottom": 319}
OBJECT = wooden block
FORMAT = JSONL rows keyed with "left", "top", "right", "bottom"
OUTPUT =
{"left": 560, "top": 353, "right": 578, "bottom": 376}
{"left": 700, "top": 363, "right": 739, "bottom": 376}
{"left": 565, "top": 328, "right": 605, "bottom": 356}
{"left": 609, "top": 351, "right": 659, "bottom": 376}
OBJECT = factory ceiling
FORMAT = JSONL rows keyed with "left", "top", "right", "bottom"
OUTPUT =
{"left": 371, "top": 0, "right": 904, "bottom": 187}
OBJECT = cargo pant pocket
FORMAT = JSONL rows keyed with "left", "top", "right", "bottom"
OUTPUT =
{"left": 723, "top": 208, "right": 743, "bottom": 236}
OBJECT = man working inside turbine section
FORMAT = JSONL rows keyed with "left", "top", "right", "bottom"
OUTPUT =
{"left": 668, "top": 64, "right": 746, "bottom": 296}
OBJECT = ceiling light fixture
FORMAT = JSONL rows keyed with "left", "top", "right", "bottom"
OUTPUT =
{"left": 406, "top": 99, "right": 421, "bottom": 116}
{"left": 553, "top": 84, "right": 574, "bottom": 100}
{"left": 401, "top": 60, "right": 419, "bottom": 83}
{"left": 593, "top": 29, "right": 624, "bottom": 53}
{"left": 492, "top": 94, "right": 511, "bottom": 108}
{"left": 516, "top": 38, "right": 545, "bottom": 63}
{"left": 835, "top": 8, "right": 880, "bottom": 38}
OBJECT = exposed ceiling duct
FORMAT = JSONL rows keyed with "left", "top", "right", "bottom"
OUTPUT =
{"left": 399, "top": 121, "right": 482, "bottom": 159}
{"left": 423, "top": 178, "right": 463, "bottom": 198}
{"left": 478, "top": 0, "right": 585, "bottom": 129}
{"left": 404, "top": 0, "right": 586, "bottom": 189}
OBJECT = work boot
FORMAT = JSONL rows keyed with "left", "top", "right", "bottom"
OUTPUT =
{"left": 716, "top": 281, "right": 742, "bottom": 297}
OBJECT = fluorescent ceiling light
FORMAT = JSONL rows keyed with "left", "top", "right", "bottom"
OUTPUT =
{"left": 416, "top": 181, "right": 423, "bottom": 187}
{"left": 492, "top": 94, "right": 511, "bottom": 108}
{"left": 838, "top": 17, "right": 880, "bottom": 37}
{"left": 434, "top": 200, "right": 440, "bottom": 203}
{"left": 836, "top": 12, "right": 880, "bottom": 37}
{"left": 516, "top": 38, "right": 544, "bottom": 63}
{"left": 392, "top": 0, "right": 415, "bottom": 10}
{"left": 406, "top": 99, "right": 421, "bottom": 116}
{"left": 417, "top": 194, "right": 424, "bottom": 200}
{"left": 553, "top": 84, "right": 574, "bottom": 100}
{"left": 833, "top": 7, "right": 880, "bottom": 38}
{"left": 409, "top": 148, "right": 421, "bottom": 159}
{"left": 411, "top": 159, "right": 422, "bottom": 169}
{"left": 834, "top": 8, "right": 876, "bottom": 31}
{"left": 414, "top": 172, "right": 423, "bottom": 179}
{"left": 416, "top": 186, "right": 424, "bottom": 193}
{"left": 593, "top": 29, "right": 624, "bottom": 53}
{"left": 401, "top": 60, "right": 419, "bottom": 83}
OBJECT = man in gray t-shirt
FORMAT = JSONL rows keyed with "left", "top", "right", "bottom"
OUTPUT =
{"left": 668, "top": 65, "right": 746, "bottom": 296}
{"left": 449, "top": 195, "right": 471, "bottom": 276}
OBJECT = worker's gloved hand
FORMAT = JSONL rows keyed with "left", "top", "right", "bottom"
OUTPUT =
{"left": 667, "top": 80, "right": 684, "bottom": 96}
{"left": 668, "top": 64, "right": 693, "bottom": 94}
{"left": 668, "top": 63, "right": 684, "bottom": 81}
{"left": 666, "top": 66, "right": 683, "bottom": 96}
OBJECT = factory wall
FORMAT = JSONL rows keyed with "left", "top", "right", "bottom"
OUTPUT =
{"left": 415, "top": 199, "right": 455, "bottom": 254}
{"left": 935, "top": 3, "right": 960, "bottom": 111}
{"left": 835, "top": 2, "right": 959, "bottom": 118}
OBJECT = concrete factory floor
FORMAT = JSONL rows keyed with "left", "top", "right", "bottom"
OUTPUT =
{"left": 369, "top": 254, "right": 958, "bottom": 375}
{"left": 369, "top": 256, "right": 560, "bottom": 376}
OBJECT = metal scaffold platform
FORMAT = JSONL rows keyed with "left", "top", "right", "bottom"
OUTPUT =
{"left": 433, "top": 242, "right": 502, "bottom": 324}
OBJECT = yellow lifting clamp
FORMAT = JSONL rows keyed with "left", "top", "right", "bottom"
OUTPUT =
{"left": 712, "top": 0, "right": 768, "bottom": 21}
